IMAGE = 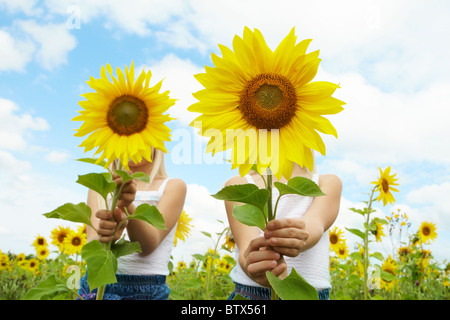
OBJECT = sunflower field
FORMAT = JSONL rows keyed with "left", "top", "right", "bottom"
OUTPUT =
{"left": 1, "top": 177, "right": 448, "bottom": 300}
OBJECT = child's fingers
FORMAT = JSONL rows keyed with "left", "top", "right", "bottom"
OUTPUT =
{"left": 266, "top": 218, "right": 305, "bottom": 231}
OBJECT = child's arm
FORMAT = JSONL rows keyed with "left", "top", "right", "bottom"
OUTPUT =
{"left": 125, "top": 178, "right": 186, "bottom": 256}
{"left": 224, "top": 176, "right": 286, "bottom": 287}
{"left": 264, "top": 174, "right": 342, "bottom": 257}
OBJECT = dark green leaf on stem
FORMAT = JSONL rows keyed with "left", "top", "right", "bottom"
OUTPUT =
{"left": 43, "top": 202, "right": 94, "bottom": 228}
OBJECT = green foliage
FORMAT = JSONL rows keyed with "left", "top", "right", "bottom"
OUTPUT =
{"left": 266, "top": 268, "right": 319, "bottom": 300}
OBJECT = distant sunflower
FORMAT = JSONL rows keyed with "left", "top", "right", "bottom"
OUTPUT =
{"left": 174, "top": 211, "right": 193, "bottom": 246}
{"left": 32, "top": 234, "right": 48, "bottom": 249}
{"left": 380, "top": 255, "right": 397, "bottom": 291}
{"left": 371, "top": 167, "right": 399, "bottom": 206}
{"left": 329, "top": 226, "right": 345, "bottom": 253}
{"left": 336, "top": 242, "right": 349, "bottom": 260}
{"left": 50, "top": 226, "right": 71, "bottom": 252}
{"left": 64, "top": 231, "right": 87, "bottom": 255}
{"left": 36, "top": 246, "right": 50, "bottom": 260}
{"left": 189, "top": 27, "right": 344, "bottom": 179}
{"left": 371, "top": 222, "right": 386, "bottom": 242}
{"left": 418, "top": 221, "right": 437, "bottom": 244}
{"left": 73, "top": 62, "right": 175, "bottom": 170}
{"left": 27, "top": 258, "right": 39, "bottom": 273}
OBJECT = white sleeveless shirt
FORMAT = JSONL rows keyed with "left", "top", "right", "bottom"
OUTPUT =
{"left": 230, "top": 174, "right": 331, "bottom": 291}
{"left": 116, "top": 178, "right": 177, "bottom": 276}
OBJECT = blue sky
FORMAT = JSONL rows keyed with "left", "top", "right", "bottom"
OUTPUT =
{"left": 1, "top": 0, "right": 449, "bottom": 265}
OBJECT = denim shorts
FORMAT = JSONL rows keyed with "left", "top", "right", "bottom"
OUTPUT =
{"left": 78, "top": 274, "right": 170, "bottom": 300}
{"left": 228, "top": 282, "right": 330, "bottom": 300}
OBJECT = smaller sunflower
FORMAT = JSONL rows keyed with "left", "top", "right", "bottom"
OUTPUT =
{"left": 418, "top": 221, "right": 437, "bottom": 244}
{"left": 64, "top": 230, "right": 87, "bottom": 255}
{"left": 32, "top": 234, "right": 48, "bottom": 249}
{"left": 336, "top": 242, "right": 349, "bottom": 260}
{"left": 174, "top": 211, "right": 193, "bottom": 246}
{"left": 371, "top": 167, "right": 399, "bottom": 206}
{"left": 223, "top": 234, "right": 235, "bottom": 251}
{"left": 380, "top": 255, "right": 397, "bottom": 291}
{"left": 27, "top": 258, "right": 40, "bottom": 273}
{"left": 371, "top": 222, "right": 386, "bottom": 242}
{"left": 51, "top": 226, "right": 71, "bottom": 252}
{"left": 329, "top": 226, "right": 345, "bottom": 253}
{"left": 36, "top": 246, "right": 50, "bottom": 260}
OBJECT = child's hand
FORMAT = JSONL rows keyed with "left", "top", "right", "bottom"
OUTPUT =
{"left": 264, "top": 218, "right": 309, "bottom": 257}
{"left": 95, "top": 208, "right": 128, "bottom": 243}
{"left": 113, "top": 173, "right": 137, "bottom": 213}
{"left": 243, "top": 237, "right": 287, "bottom": 287}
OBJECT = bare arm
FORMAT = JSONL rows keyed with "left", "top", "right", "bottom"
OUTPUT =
{"left": 126, "top": 178, "right": 187, "bottom": 256}
{"left": 264, "top": 174, "right": 342, "bottom": 256}
{"left": 224, "top": 176, "right": 286, "bottom": 287}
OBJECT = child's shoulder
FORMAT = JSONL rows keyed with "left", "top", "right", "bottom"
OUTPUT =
{"left": 224, "top": 175, "right": 248, "bottom": 187}
{"left": 165, "top": 177, "right": 187, "bottom": 192}
{"left": 318, "top": 174, "right": 342, "bottom": 190}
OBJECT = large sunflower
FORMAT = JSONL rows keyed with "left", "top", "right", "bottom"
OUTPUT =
{"left": 73, "top": 62, "right": 175, "bottom": 169}
{"left": 371, "top": 167, "right": 399, "bottom": 206}
{"left": 188, "top": 27, "right": 344, "bottom": 179}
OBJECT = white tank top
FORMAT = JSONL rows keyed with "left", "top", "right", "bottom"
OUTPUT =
{"left": 230, "top": 174, "right": 331, "bottom": 291}
{"left": 116, "top": 178, "right": 177, "bottom": 276}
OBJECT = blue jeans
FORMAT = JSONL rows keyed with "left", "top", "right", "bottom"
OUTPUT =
{"left": 78, "top": 274, "right": 170, "bottom": 300}
{"left": 228, "top": 282, "right": 330, "bottom": 300}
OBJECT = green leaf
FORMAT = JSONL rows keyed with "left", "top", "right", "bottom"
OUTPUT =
{"left": 233, "top": 204, "right": 266, "bottom": 231}
{"left": 23, "top": 275, "right": 71, "bottom": 300}
{"left": 370, "top": 252, "right": 385, "bottom": 261}
{"left": 372, "top": 217, "right": 388, "bottom": 225}
{"left": 346, "top": 227, "right": 365, "bottom": 240}
{"left": 110, "top": 237, "right": 141, "bottom": 259}
{"left": 211, "top": 184, "right": 269, "bottom": 212}
{"left": 274, "top": 176, "right": 326, "bottom": 197}
{"left": 81, "top": 240, "right": 117, "bottom": 290}
{"left": 129, "top": 203, "right": 166, "bottom": 230}
{"left": 232, "top": 293, "right": 250, "bottom": 300}
{"left": 76, "top": 172, "right": 117, "bottom": 200}
{"left": 266, "top": 268, "right": 319, "bottom": 300}
{"left": 201, "top": 231, "right": 212, "bottom": 238}
{"left": 349, "top": 207, "right": 366, "bottom": 216}
{"left": 76, "top": 157, "right": 107, "bottom": 168}
{"left": 115, "top": 170, "right": 150, "bottom": 184}
{"left": 43, "top": 202, "right": 94, "bottom": 228}
{"left": 380, "top": 269, "right": 396, "bottom": 281}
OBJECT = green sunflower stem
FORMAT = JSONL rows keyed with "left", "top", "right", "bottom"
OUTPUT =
{"left": 96, "top": 161, "right": 124, "bottom": 300}
{"left": 265, "top": 168, "right": 279, "bottom": 300}
{"left": 363, "top": 187, "right": 376, "bottom": 300}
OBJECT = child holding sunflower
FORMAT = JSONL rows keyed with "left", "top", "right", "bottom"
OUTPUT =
{"left": 78, "top": 149, "right": 187, "bottom": 300}
{"left": 224, "top": 163, "right": 342, "bottom": 300}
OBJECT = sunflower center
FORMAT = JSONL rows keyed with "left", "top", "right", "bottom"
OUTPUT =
{"left": 381, "top": 179, "right": 390, "bottom": 193}
{"left": 422, "top": 226, "right": 430, "bottom": 236}
{"left": 58, "top": 233, "right": 66, "bottom": 243}
{"left": 239, "top": 73, "right": 297, "bottom": 129}
{"left": 330, "top": 234, "right": 338, "bottom": 244}
{"left": 72, "top": 237, "right": 81, "bottom": 246}
{"left": 107, "top": 95, "right": 148, "bottom": 135}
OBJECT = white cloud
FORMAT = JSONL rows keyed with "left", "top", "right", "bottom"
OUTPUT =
{"left": 17, "top": 20, "right": 77, "bottom": 70}
{"left": 44, "top": 150, "right": 71, "bottom": 164}
{"left": 171, "top": 183, "right": 229, "bottom": 262}
{"left": 0, "top": 29, "right": 35, "bottom": 72}
{"left": 141, "top": 53, "right": 204, "bottom": 126}
{"left": 0, "top": 98, "right": 49, "bottom": 151}
{"left": 0, "top": 0, "right": 43, "bottom": 16}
